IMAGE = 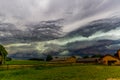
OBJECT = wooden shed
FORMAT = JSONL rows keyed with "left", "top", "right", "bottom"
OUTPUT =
{"left": 100, "top": 54, "right": 120, "bottom": 65}
{"left": 51, "top": 56, "right": 77, "bottom": 63}
{"left": 76, "top": 58, "right": 100, "bottom": 63}
{"left": 66, "top": 56, "right": 76, "bottom": 63}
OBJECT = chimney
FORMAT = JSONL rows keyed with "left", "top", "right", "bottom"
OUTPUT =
{"left": 117, "top": 49, "right": 120, "bottom": 59}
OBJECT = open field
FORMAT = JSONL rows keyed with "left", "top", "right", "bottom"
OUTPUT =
{"left": 6, "top": 60, "right": 46, "bottom": 65}
{"left": 0, "top": 60, "right": 120, "bottom": 80}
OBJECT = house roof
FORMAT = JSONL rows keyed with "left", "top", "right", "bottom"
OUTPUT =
{"left": 52, "top": 56, "right": 77, "bottom": 61}
{"left": 100, "top": 54, "right": 119, "bottom": 60}
{"left": 77, "top": 58, "right": 100, "bottom": 62}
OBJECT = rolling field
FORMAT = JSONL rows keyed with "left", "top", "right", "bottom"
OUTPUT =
{"left": 6, "top": 60, "right": 46, "bottom": 65}
{"left": 0, "top": 60, "right": 120, "bottom": 80}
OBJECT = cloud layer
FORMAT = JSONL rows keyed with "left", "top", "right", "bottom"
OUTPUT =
{"left": 0, "top": 0, "right": 120, "bottom": 58}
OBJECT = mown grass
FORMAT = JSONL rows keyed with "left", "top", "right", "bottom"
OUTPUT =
{"left": 6, "top": 60, "right": 46, "bottom": 65}
{"left": 1, "top": 60, "right": 120, "bottom": 80}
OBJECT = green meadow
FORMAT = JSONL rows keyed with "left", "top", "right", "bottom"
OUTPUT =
{"left": 6, "top": 60, "right": 46, "bottom": 65}
{"left": 0, "top": 60, "right": 120, "bottom": 80}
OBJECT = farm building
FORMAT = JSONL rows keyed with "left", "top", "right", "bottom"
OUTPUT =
{"left": 100, "top": 55, "right": 120, "bottom": 65}
{"left": 66, "top": 56, "right": 77, "bottom": 63}
{"left": 0, "top": 45, "right": 8, "bottom": 65}
{"left": 76, "top": 58, "right": 100, "bottom": 63}
{"left": 51, "top": 56, "right": 77, "bottom": 63}
{"left": 100, "top": 49, "right": 120, "bottom": 65}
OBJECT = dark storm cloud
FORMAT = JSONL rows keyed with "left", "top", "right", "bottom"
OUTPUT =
{"left": 0, "top": 19, "right": 63, "bottom": 44}
{"left": 0, "top": 0, "right": 120, "bottom": 42}
{"left": 62, "top": 0, "right": 120, "bottom": 32}
{"left": 66, "top": 18, "right": 120, "bottom": 37}
{"left": 0, "top": 0, "right": 120, "bottom": 56}
{"left": 65, "top": 40, "right": 117, "bottom": 55}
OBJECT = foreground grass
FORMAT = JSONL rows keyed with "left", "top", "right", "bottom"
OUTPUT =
{"left": 6, "top": 60, "right": 46, "bottom": 65}
{"left": 0, "top": 64, "right": 120, "bottom": 80}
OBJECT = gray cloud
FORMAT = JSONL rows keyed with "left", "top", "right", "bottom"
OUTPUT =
{"left": 0, "top": 19, "right": 63, "bottom": 44}
{"left": 0, "top": 0, "right": 120, "bottom": 34}
{"left": 0, "top": 0, "right": 120, "bottom": 56}
{"left": 66, "top": 18, "right": 120, "bottom": 37}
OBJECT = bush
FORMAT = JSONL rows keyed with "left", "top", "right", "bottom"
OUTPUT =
{"left": 6, "top": 57, "right": 12, "bottom": 61}
{"left": 29, "top": 58, "right": 44, "bottom": 61}
{"left": 46, "top": 55, "right": 53, "bottom": 61}
{"left": 83, "top": 56, "right": 89, "bottom": 58}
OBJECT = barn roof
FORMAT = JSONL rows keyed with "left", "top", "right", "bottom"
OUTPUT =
{"left": 77, "top": 58, "right": 100, "bottom": 62}
{"left": 100, "top": 54, "right": 119, "bottom": 60}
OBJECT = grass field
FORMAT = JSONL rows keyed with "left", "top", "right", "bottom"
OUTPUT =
{"left": 6, "top": 60, "right": 46, "bottom": 65}
{"left": 0, "top": 60, "right": 120, "bottom": 80}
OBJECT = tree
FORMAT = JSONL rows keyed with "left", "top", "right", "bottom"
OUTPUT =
{"left": 83, "top": 55, "right": 89, "bottom": 58}
{"left": 91, "top": 54, "right": 102, "bottom": 58}
{"left": 46, "top": 55, "right": 53, "bottom": 61}
{"left": 6, "top": 57, "right": 12, "bottom": 61}
{"left": 0, "top": 44, "right": 8, "bottom": 64}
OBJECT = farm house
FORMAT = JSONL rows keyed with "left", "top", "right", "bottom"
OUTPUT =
{"left": 100, "top": 49, "right": 120, "bottom": 65}
{"left": 76, "top": 58, "right": 100, "bottom": 63}
{"left": 51, "top": 56, "right": 77, "bottom": 63}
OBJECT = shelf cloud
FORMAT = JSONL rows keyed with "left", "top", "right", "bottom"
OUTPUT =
{"left": 0, "top": 0, "right": 120, "bottom": 57}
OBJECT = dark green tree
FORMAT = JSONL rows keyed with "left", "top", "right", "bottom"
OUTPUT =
{"left": 46, "top": 55, "right": 53, "bottom": 61}
{"left": 6, "top": 57, "right": 12, "bottom": 61}
{"left": 0, "top": 44, "right": 8, "bottom": 64}
{"left": 91, "top": 54, "right": 102, "bottom": 58}
{"left": 83, "top": 55, "right": 89, "bottom": 58}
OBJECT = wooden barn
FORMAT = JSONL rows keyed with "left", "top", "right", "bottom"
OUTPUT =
{"left": 0, "top": 45, "right": 8, "bottom": 65}
{"left": 51, "top": 56, "right": 77, "bottom": 63}
{"left": 100, "top": 49, "right": 120, "bottom": 65}
{"left": 76, "top": 58, "right": 100, "bottom": 63}
{"left": 66, "top": 56, "right": 76, "bottom": 63}
{"left": 100, "top": 55, "right": 120, "bottom": 65}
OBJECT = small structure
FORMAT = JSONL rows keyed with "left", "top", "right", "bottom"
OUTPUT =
{"left": 0, "top": 45, "right": 8, "bottom": 65}
{"left": 100, "top": 55, "right": 120, "bottom": 65}
{"left": 76, "top": 58, "right": 100, "bottom": 63}
{"left": 66, "top": 56, "right": 76, "bottom": 63}
{"left": 51, "top": 56, "right": 77, "bottom": 63}
{"left": 100, "top": 49, "right": 120, "bottom": 65}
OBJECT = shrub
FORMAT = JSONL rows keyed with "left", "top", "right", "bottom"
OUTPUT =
{"left": 46, "top": 55, "right": 53, "bottom": 61}
{"left": 29, "top": 58, "right": 44, "bottom": 61}
{"left": 6, "top": 57, "right": 12, "bottom": 61}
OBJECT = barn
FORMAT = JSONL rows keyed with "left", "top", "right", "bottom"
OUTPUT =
{"left": 66, "top": 56, "right": 76, "bottom": 63}
{"left": 51, "top": 56, "right": 77, "bottom": 63}
{"left": 76, "top": 58, "right": 100, "bottom": 64}
{"left": 100, "top": 55, "right": 120, "bottom": 65}
{"left": 100, "top": 49, "right": 120, "bottom": 65}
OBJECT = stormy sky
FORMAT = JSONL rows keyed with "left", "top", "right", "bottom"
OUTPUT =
{"left": 1, "top": 0, "right": 120, "bottom": 58}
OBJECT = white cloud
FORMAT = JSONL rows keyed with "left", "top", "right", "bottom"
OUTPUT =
{"left": 0, "top": 0, "right": 120, "bottom": 32}
{"left": 62, "top": 11, "right": 115, "bottom": 33}
{"left": 1, "top": 0, "right": 120, "bottom": 55}
{"left": 5, "top": 43, "right": 31, "bottom": 47}
{"left": 89, "top": 27, "right": 120, "bottom": 40}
